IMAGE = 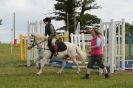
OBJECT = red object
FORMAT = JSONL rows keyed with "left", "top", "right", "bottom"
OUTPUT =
{"left": 14, "top": 39, "right": 17, "bottom": 45}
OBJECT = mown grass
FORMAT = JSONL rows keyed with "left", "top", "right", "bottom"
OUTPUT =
{"left": 0, "top": 44, "right": 133, "bottom": 88}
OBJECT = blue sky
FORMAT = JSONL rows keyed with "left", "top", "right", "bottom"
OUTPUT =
{"left": 0, "top": 0, "right": 133, "bottom": 43}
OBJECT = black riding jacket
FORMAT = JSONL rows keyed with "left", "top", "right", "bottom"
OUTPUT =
{"left": 45, "top": 23, "right": 56, "bottom": 36}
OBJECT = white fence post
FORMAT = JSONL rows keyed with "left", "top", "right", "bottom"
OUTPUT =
{"left": 109, "top": 19, "right": 115, "bottom": 73}
{"left": 122, "top": 19, "right": 125, "bottom": 70}
{"left": 81, "top": 33, "right": 85, "bottom": 51}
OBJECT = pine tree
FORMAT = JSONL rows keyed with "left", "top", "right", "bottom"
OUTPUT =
{"left": 53, "top": 0, "right": 100, "bottom": 33}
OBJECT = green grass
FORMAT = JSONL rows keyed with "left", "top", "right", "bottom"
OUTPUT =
{"left": 0, "top": 44, "right": 133, "bottom": 88}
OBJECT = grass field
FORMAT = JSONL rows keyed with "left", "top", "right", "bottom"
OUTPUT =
{"left": 0, "top": 44, "right": 133, "bottom": 88}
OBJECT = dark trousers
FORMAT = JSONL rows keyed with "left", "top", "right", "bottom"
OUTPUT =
{"left": 87, "top": 55, "right": 105, "bottom": 69}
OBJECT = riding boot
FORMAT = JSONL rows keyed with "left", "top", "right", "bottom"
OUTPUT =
{"left": 52, "top": 45, "right": 58, "bottom": 56}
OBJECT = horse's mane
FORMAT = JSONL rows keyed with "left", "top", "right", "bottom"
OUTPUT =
{"left": 31, "top": 33, "right": 47, "bottom": 40}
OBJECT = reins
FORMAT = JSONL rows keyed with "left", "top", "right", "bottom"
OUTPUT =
{"left": 29, "top": 37, "right": 49, "bottom": 50}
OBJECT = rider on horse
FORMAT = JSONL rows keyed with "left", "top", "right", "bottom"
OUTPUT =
{"left": 43, "top": 17, "right": 58, "bottom": 56}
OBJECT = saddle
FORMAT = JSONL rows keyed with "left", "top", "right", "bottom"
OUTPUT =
{"left": 48, "top": 39, "right": 67, "bottom": 54}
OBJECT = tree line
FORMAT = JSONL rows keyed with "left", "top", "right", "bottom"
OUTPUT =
{"left": 50, "top": 0, "right": 133, "bottom": 43}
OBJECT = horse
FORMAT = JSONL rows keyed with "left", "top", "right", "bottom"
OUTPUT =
{"left": 27, "top": 33, "right": 87, "bottom": 75}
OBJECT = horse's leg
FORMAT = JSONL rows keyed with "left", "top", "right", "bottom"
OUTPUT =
{"left": 37, "top": 59, "right": 46, "bottom": 75}
{"left": 57, "top": 60, "right": 66, "bottom": 74}
{"left": 71, "top": 56, "right": 81, "bottom": 73}
{"left": 36, "top": 62, "right": 42, "bottom": 75}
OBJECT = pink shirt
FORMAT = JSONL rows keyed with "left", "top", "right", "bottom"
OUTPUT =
{"left": 90, "top": 36, "right": 103, "bottom": 56}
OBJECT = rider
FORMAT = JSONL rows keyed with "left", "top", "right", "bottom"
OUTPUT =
{"left": 43, "top": 17, "right": 58, "bottom": 56}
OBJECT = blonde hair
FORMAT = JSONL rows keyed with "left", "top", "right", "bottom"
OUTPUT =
{"left": 92, "top": 29, "right": 102, "bottom": 36}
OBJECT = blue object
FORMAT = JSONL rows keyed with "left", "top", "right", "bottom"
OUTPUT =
{"left": 51, "top": 59, "right": 99, "bottom": 69}
{"left": 120, "top": 60, "right": 133, "bottom": 68}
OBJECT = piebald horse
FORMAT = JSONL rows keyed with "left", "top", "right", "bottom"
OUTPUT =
{"left": 27, "top": 33, "right": 87, "bottom": 75}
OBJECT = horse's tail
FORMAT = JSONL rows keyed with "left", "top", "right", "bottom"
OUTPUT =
{"left": 75, "top": 46, "right": 87, "bottom": 63}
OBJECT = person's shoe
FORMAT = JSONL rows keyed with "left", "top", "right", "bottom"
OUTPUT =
{"left": 105, "top": 73, "right": 110, "bottom": 79}
{"left": 81, "top": 74, "right": 89, "bottom": 79}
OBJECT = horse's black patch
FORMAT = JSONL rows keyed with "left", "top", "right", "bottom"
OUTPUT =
{"left": 56, "top": 41, "right": 67, "bottom": 52}
{"left": 48, "top": 40, "right": 67, "bottom": 53}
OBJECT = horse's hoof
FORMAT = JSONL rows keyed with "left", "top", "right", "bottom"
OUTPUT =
{"left": 76, "top": 71, "right": 80, "bottom": 74}
{"left": 37, "top": 72, "right": 41, "bottom": 76}
{"left": 37, "top": 74, "right": 40, "bottom": 76}
{"left": 56, "top": 71, "right": 62, "bottom": 74}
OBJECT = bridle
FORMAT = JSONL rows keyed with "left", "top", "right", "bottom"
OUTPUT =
{"left": 28, "top": 36, "right": 49, "bottom": 50}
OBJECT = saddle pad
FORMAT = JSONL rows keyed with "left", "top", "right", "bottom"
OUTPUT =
{"left": 48, "top": 41, "right": 67, "bottom": 53}
{"left": 56, "top": 41, "right": 67, "bottom": 52}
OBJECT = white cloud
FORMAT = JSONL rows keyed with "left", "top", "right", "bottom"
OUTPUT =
{"left": 6, "top": 0, "right": 27, "bottom": 10}
{"left": 91, "top": 0, "right": 133, "bottom": 22}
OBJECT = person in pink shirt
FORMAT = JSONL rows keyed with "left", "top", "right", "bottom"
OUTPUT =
{"left": 82, "top": 28, "right": 109, "bottom": 79}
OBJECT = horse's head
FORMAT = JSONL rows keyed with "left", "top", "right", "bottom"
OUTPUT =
{"left": 27, "top": 33, "right": 47, "bottom": 50}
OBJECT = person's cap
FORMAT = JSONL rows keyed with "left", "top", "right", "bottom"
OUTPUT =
{"left": 43, "top": 17, "right": 51, "bottom": 23}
